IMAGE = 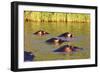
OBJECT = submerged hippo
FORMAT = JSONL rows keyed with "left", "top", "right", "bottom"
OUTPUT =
{"left": 46, "top": 38, "right": 64, "bottom": 45}
{"left": 24, "top": 51, "right": 35, "bottom": 61}
{"left": 33, "top": 30, "right": 49, "bottom": 36}
{"left": 58, "top": 32, "right": 73, "bottom": 38}
{"left": 54, "top": 45, "right": 83, "bottom": 53}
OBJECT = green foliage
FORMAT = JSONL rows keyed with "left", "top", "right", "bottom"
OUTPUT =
{"left": 24, "top": 11, "right": 90, "bottom": 23}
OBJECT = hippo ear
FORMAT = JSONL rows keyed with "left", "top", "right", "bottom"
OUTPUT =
{"left": 46, "top": 32, "right": 49, "bottom": 34}
{"left": 34, "top": 32, "right": 37, "bottom": 34}
{"left": 71, "top": 34, "right": 72, "bottom": 37}
{"left": 34, "top": 31, "right": 39, "bottom": 34}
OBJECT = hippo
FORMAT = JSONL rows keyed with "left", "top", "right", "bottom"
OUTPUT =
{"left": 24, "top": 51, "right": 35, "bottom": 61}
{"left": 58, "top": 32, "right": 73, "bottom": 38}
{"left": 53, "top": 45, "right": 84, "bottom": 54}
{"left": 46, "top": 37, "right": 64, "bottom": 45}
{"left": 33, "top": 30, "right": 49, "bottom": 36}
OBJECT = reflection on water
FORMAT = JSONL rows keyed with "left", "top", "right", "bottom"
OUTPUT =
{"left": 24, "top": 22, "right": 90, "bottom": 61}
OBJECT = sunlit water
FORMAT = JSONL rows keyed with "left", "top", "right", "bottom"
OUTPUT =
{"left": 24, "top": 22, "right": 90, "bottom": 61}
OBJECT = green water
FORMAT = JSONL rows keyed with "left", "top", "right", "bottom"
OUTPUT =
{"left": 24, "top": 22, "right": 90, "bottom": 61}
